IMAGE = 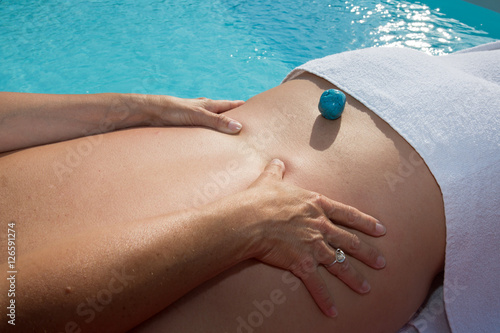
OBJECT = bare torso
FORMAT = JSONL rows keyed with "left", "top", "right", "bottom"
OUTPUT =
{"left": 0, "top": 73, "right": 445, "bottom": 332}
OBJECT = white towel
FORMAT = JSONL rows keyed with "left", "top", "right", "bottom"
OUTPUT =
{"left": 399, "top": 285, "right": 451, "bottom": 333}
{"left": 284, "top": 41, "right": 500, "bottom": 332}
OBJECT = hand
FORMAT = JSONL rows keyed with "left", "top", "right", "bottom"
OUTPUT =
{"left": 143, "top": 95, "right": 245, "bottom": 134}
{"left": 244, "top": 159, "right": 387, "bottom": 317}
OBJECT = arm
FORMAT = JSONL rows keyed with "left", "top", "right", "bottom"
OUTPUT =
{"left": 1, "top": 160, "right": 386, "bottom": 332}
{"left": 0, "top": 92, "right": 244, "bottom": 153}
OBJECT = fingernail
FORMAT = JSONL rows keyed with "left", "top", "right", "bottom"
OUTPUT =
{"left": 376, "top": 255, "right": 386, "bottom": 268}
{"left": 271, "top": 158, "right": 283, "bottom": 166}
{"left": 375, "top": 223, "right": 386, "bottom": 235}
{"left": 228, "top": 120, "right": 242, "bottom": 132}
{"left": 360, "top": 280, "right": 371, "bottom": 293}
{"left": 328, "top": 306, "right": 338, "bottom": 318}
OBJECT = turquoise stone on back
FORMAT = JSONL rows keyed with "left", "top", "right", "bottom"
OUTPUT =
{"left": 318, "top": 89, "right": 346, "bottom": 120}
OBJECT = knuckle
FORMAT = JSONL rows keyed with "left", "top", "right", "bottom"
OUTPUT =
{"left": 347, "top": 206, "right": 361, "bottom": 225}
{"left": 196, "top": 98, "right": 213, "bottom": 112}
{"left": 196, "top": 97, "right": 210, "bottom": 103}
{"left": 298, "top": 200, "right": 313, "bottom": 216}
{"left": 316, "top": 216, "right": 330, "bottom": 234}
{"left": 262, "top": 169, "right": 278, "bottom": 179}
{"left": 313, "top": 284, "right": 330, "bottom": 301}
{"left": 312, "top": 193, "right": 324, "bottom": 209}
{"left": 367, "top": 246, "right": 380, "bottom": 262}
{"left": 348, "top": 234, "right": 361, "bottom": 252}
{"left": 317, "top": 286, "right": 329, "bottom": 300}
{"left": 303, "top": 193, "right": 322, "bottom": 215}
{"left": 327, "top": 204, "right": 336, "bottom": 217}
{"left": 214, "top": 114, "right": 228, "bottom": 127}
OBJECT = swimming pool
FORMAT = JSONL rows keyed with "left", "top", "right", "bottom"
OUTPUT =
{"left": 1, "top": 0, "right": 499, "bottom": 100}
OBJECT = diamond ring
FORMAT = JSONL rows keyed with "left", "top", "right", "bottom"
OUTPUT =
{"left": 325, "top": 248, "right": 346, "bottom": 267}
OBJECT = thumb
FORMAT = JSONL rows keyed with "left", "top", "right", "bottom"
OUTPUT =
{"left": 201, "top": 111, "right": 242, "bottom": 134}
{"left": 257, "top": 159, "right": 286, "bottom": 182}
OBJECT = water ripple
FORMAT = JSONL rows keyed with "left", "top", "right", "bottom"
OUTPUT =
{"left": 0, "top": 0, "right": 497, "bottom": 99}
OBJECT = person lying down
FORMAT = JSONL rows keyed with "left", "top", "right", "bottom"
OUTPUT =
{"left": 0, "top": 41, "right": 498, "bottom": 333}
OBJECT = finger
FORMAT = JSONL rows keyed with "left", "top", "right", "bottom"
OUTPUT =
{"left": 324, "top": 256, "right": 371, "bottom": 295}
{"left": 196, "top": 111, "right": 243, "bottom": 134}
{"left": 324, "top": 226, "right": 386, "bottom": 270}
{"left": 204, "top": 99, "right": 246, "bottom": 114}
{"left": 297, "top": 269, "right": 338, "bottom": 318}
{"left": 319, "top": 197, "right": 386, "bottom": 237}
{"left": 315, "top": 242, "right": 372, "bottom": 294}
{"left": 254, "top": 159, "right": 285, "bottom": 184}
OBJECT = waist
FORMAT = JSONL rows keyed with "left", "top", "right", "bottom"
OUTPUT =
{"left": 0, "top": 74, "right": 444, "bottom": 271}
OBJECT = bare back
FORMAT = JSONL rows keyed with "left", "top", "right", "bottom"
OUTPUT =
{"left": 0, "top": 74, "right": 445, "bottom": 332}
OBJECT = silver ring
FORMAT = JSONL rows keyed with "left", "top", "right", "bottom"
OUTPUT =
{"left": 325, "top": 248, "right": 346, "bottom": 267}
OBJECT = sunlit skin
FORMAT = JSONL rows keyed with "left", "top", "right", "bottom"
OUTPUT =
{"left": 0, "top": 84, "right": 383, "bottom": 331}
{"left": 0, "top": 73, "right": 445, "bottom": 332}
{"left": 0, "top": 92, "right": 245, "bottom": 152}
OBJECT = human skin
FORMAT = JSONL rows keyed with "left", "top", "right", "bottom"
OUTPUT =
{"left": 0, "top": 73, "right": 445, "bottom": 332}
{"left": 0, "top": 92, "right": 245, "bottom": 152}
{"left": 0, "top": 87, "right": 385, "bottom": 332}
{"left": 0, "top": 157, "right": 384, "bottom": 332}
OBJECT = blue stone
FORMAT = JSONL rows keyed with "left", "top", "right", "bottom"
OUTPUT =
{"left": 318, "top": 89, "right": 346, "bottom": 120}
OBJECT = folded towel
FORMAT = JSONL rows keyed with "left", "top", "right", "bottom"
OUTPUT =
{"left": 399, "top": 284, "right": 450, "bottom": 333}
{"left": 284, "top": 41, "right": 500, "bottom": 332}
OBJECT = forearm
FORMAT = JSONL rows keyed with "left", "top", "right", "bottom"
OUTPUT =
{"left": 0, "top": 92, "right": 151, "bottom": 152}
{"left": 0, "top": 159, "right": 385, "bottom": 331}
{"left": 3, "top": 198, "right": 257, "bottom": 332}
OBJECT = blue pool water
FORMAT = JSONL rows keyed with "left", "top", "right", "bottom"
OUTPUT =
{"left": 1, "top": 0, "right": 499, "bottom": 100}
